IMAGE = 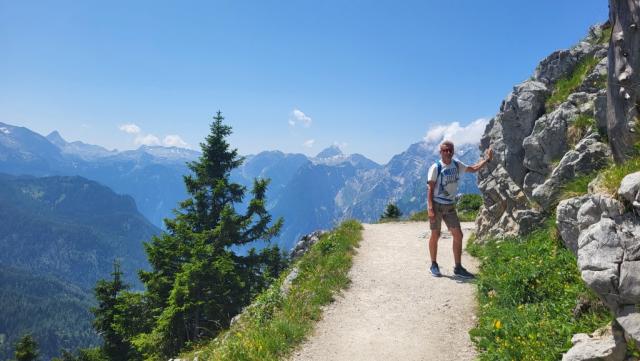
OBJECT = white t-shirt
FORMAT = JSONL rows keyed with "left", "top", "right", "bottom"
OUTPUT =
{"left": 427, "top": 159, "right": 467, "bottom": 205}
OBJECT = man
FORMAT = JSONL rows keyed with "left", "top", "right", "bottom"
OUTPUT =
{"left": 427, "top": 140, "right": 493, "bottom": 278}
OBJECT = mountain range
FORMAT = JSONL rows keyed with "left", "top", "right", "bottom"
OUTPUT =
{"left": 0, "top": 121, "right": 480, "bottom": 250}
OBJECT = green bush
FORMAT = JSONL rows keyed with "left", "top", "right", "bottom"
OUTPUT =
{"left": 468, "top": 219, "right": 610, "bottom": 360}
{"left": 380, "top": 203, "right": 402, "bottom": 221}
{"left": 457, "top": 194, "right": 482, "bottom": 222}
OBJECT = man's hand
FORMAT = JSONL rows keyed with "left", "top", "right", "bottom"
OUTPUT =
{"left": 428, "top": 208, "right": 435, "bottom": 220}
{"left": 485, "top": 147, "right": 494, "bottom": 161}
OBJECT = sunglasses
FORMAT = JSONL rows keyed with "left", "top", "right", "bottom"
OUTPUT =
{"left": 440, "top": 148, "right": 454, "bottom": 154}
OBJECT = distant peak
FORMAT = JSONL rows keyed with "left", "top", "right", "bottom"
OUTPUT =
{"left": 46, "top": 130, "right": 67, "bottom": 146}
{"left": 316, "top": 145, "right": 343, "bottom": 158}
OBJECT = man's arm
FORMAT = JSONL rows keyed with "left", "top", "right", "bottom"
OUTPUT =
{"left": 427, "top": 181, "right": 436, "bottom": 219}
{"left": 465, "top": 147, "right": 494, "bottom": 173}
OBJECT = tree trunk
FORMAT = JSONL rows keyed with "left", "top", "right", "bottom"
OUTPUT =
{"left": 607, "top": 0, "right": 640, "bottom": 162}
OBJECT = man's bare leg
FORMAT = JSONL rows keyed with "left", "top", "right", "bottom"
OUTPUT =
{"left": 429, "top": 229, "right": 441, "bottom": 263}
{"left": 450, "top": 227, "right": 464, "bottom": 266}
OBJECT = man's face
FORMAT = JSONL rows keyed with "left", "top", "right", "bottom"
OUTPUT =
{"left": 440, "top": 145, "right": 454, "bottom": 161}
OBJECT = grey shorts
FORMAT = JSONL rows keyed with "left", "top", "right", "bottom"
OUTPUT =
{"left": 430, "top": 202, "right": 461, "bottom": 231}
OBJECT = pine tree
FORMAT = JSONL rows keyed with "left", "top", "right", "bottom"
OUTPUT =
{"left": 381, "top": 203, "right": 402, "bottom": 220}
{"left": 15, "top": 334, "right": 39, "bottom": 361}
{"left": 92, "top": 261, "right": 137, "bottom": 361}
{"left": 136, "top": 111, "right": 285, "bottom": 358}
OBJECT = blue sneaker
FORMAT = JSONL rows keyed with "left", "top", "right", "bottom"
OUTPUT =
{"left": 453, "top": 265, "right": 475, "bottom": 279}
{"left": 430, "top": 262, "right": 442, "bottom": 277}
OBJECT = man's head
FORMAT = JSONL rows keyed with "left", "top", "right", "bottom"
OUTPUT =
{"left": 439, "top": 140, "right": 454, "bottom": 164}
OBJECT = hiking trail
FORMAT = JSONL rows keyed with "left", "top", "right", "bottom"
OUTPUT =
{"left": 290, "top": 221, "right": 478, "bottom": 361}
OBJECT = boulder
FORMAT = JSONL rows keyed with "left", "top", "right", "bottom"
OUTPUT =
{"left": 532, "top": 133, "right": 611, "bottom": 208}
{"left": 618, "top": 172, "right": 640, "bottom": 205}
{"left": 562, "top": 324, "right": 626, "bottom": 361}
{"left": 557, "top": 192, "right": 640, "bottom": 340}
{"left": 290, "top": 230, "right": 327, "bottom": 260}
{"left": 578, "top": 218, "right": 623, "bottom": 309}
{"left": 619, "top": 261, "right": 640, "bottom": 304}
{"left": 557, "top": 195, "right": 591, "bottom": 254}
{"left": 616, "top": 305, "right": 640, "bottom": 343}
{"left": 495, "top": 80, "right": 549, "bottom": 186}
{"left": 279, "top": 266, "right": 299, "bottom": 296}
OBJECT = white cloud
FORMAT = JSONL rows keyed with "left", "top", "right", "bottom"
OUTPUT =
{"left": 163, "top": 135, "right": 189, "bottom": 148}
{"left": 423, "top": 118, "right": 488, "bottom": 151}
{"left": 303, "top": 139, "right": 315, "bottom": 148}
{"left": 289, "top": 109, "right": 313, "bottom": 127}
{"left": 119, "top": 123, "right": 141, "bottom": 134}
{"left": 134, "top": 134, "right": 161, "bottom": 146}
{"left": 119, "top": 123, "right": 190, "bottom": 149}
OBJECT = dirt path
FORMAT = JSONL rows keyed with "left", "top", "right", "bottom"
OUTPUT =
{"left": 289, "top": 221, "right": 478, "bottom": 361}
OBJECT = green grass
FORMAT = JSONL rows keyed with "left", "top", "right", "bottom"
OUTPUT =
{"left": 567, "top": 115, "right": 596, "bottom": 147}
{"left": 467, "top": 219, "right": 611, "bottom": 360}
{"left": 559, "top": 173, "right": 598, "bottom": 200}
{"left": 180, "top": 220, "right": 363, "bottom": 361}
{"left": 545, "top": 56, "right": 600, "bottom": 111}
{"left": 596, "top": 156, "right": 640, "bottom": 195}
{"left": 595, "top": 26, "right": 612, "bottom": 45}
{"left": 458, "top": 210, "right": 478, "bottom": 222}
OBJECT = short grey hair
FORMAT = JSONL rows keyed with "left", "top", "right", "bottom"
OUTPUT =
{"left": 440, "top": 140, "right": 454, "bottom": 149}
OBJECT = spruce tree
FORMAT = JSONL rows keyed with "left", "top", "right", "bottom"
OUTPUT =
{"left": 381, "top": 203, "right": 402, "bottom": 220}
{"left": 14, "top": 334, "right": 39, "bottom": 361}
{"left": 92, "top": 261, "right": 137, "bottom": 361}
{"left": 136, "top": 111, "right": 284, "bottom": 358}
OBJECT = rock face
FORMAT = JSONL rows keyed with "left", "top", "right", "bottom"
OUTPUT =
{"left": 289, "top": 230, "right": 327, "bottom": 260}
{"left": 531, "top": 133, "right": 611, "bottom": 208}
{"left": 556, "top": 172, "right": 640, "bottom": 344}
{"left": 476, "top": 24, "right": 610, "bottom": 239}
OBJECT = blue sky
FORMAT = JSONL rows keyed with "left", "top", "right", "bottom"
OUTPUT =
{"left": 0, "top": 1, "right": 607, "bottom": 163}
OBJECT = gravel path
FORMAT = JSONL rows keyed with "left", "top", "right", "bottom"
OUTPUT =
{"left": 289, "top": 221, "right": 478, "bottom": 361}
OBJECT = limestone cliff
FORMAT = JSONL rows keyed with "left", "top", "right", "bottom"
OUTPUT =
{"left": 476, "top": 24, "right": 611, "bottom": 239}
{"left": 476, "top": 11, "right": 640, "bottom": 358}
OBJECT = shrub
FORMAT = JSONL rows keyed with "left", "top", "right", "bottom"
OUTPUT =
{"left": 457, "top": 193, "right": 482, "bottom": 222}
{"left": 380, "top": 203, "right": 402, "bottom": 221}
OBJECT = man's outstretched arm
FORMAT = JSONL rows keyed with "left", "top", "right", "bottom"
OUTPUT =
{"left": 465, "top": 147, "right": 494, "bottom": 173}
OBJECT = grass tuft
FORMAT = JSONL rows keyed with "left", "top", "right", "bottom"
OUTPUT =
{"left": 468, "top": 219, "right": 611, "bottom": 360}
{"left": 595, "top": 26, "right": 612, "bottom": 45}
{"left": 545, "top": 56, "right": 600, "bottom": 111}
{"left": 180, "top": 220, "right": 363, "bottom": 361}
{"left": 559, "top": 173, "right": 598, "bottom": 200}
{"left": 567, "top": 115, "right": 596, "bottom": 147}
{"left": 595, "top": 156, "right": 640, "bottom": 195}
